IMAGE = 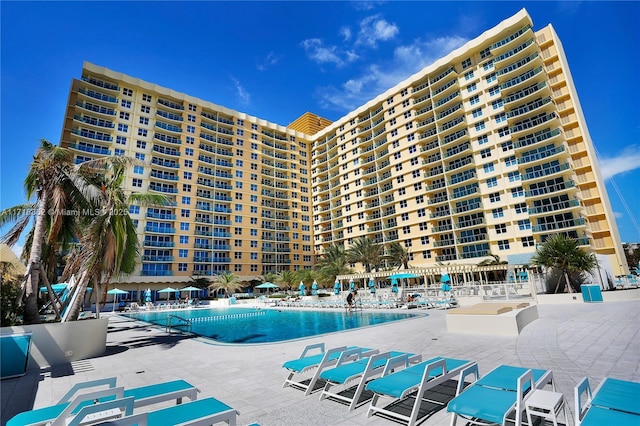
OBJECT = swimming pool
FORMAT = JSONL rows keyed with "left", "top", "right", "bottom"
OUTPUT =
{"left": 122, "top": 307, "right": 422, "bottom": 344}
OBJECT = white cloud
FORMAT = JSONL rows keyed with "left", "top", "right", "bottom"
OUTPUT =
{"left": 351, "top": 0, "right": 386, "bottom": 11}
{"left": 614, "top": 211, "right": 624, "bottom": 219}
{"left": 316, "top": 35, "right": 467, "bottom": 111}
{"left": 339, "top": 26, "right": 352, "bottom": 42}
{"left": 356, "top": 15, "right": 399, "bottom": 48}
{"left": 301, "top": 38, "right": 358, "bottom": 67}
{"left": 257, "top": 51, "right": 282, "bottom": 71}
{"left": 230, "top": 77, "right": 250, "bottom": 105}
{"left": 599, "top": 145, "right": 640, "bottom": 180}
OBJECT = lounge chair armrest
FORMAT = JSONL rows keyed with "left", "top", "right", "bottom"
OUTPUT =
{"left": 57, "top": 377, "right": 118, "bottom": 404}
{"left": 63, "top": 397, "right": 135, "bottom": 426}
{"left": 300, "top": 343, "right": 326, "bottom": 358}
{"left": 51, "top": 387, "right": 125, "bottom": 426}
{"left": 407, "top": 354, "right": 423, "bottom": 365}
{"left": 336, "top": 347, "right": 367, "bottom": 365}
{"left": 454, "top": 363, "right": 479, "bottom": 396}
{"left": 360, "top": 348, "right": 380, "bottom": 358}
{"left": 381, "top": 353, "right": 410, "bottom": 376}
{"left": 574, "top": 377, "right": 592, "bottom": 426}
{"left": 516, "top": 369, "right": 536, "bottom": 426}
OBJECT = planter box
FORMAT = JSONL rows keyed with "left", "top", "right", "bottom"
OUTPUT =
{"left": 1, "top": 317, "right": 108, "bottom": 370}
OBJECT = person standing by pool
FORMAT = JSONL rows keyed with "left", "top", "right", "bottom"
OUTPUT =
{"left": 346, "top": 290, "right": 357, "bottom": 312}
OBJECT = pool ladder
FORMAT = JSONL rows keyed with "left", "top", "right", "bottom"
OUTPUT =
{"left": 165, "top": 314, "right": 193, "bottom": 335}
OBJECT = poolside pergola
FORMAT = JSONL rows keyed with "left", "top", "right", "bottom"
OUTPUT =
{"left": 335, "top": 264, "right": 536, "bottom": 290}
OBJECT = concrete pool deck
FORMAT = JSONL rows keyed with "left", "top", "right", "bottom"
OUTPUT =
{"left": 2, "top": 299, "right": 639, "bottom": 425}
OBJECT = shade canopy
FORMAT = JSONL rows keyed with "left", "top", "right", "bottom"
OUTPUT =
{"left": 311, "top": 281, "right": 318, "bottom": 289}
{"left": 40, "top": 283, "right": 68, "bottom": 293}
{"left": 255, "top": 282, "right": 279, "bottom": 289}
{"left": 440, "top": 273, "right": 451, "bottom": 283}
{"left": 333, "top": 281, "right": 340, "bottom": 289}
{"left": 389, "top": 273, "right": 419, "bottom": 280}
{"left": 349, "top": 279, "right": 355, "bottom": 290}
{"left": 180, "top": 286, "right": 201, "bottom": 292}
{"left": 107, "top": 288, "right": 129, "bottom": 295}
{"left": 441, "top": 283, "right": 452, "bottom": 292}
{"left": 158, "top": 287, "right": 178, "bottom": 293}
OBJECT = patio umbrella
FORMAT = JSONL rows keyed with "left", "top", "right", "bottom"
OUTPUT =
{"left": 440, "top": 272, "right": 451, "bottom": 292}
{"left": 158, "top": 287, "right": 178, "bottom": 302}
{"left": 255, "top": 282, "right": 279, "bottom": 294}
{"left": 389, "top": 272, "right": 419, "bottom": 280}
{"left": 299, "top": 281, "right": 305, "bottom": 296}
{"left": 107, "top": 288, "right": 128, "bottom": 311}
{"left": 181, "top": 286, "right": 201, "bottom": 300}
{"left": 368, "top": 278, "right": 376, "bottom": 294}
{"left": 333, "top": 280, "right": 340, "bottom": 295}
{"left": 349, "top": 278, "right": 355, "bottom": 290}
{"left": 391, "top": 278, "right": 399, "bottom": 294}
{"left": 144, "top": 288, "right": 152, "bottom": 303}
{"left": 311, "top": 280, "right": 318, "bottom": 296}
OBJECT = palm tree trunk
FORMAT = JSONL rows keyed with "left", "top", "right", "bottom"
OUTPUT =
{"left": 24, "top": 195, "right": 48, "bottom": 324}
{"left": 40, "top": 267, "right": 61, "bottom": 320}
{"left": 63, "top": 271, "right": 89, "bottom": 322}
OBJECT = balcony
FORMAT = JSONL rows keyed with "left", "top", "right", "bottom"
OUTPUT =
{"left": 525, "top": 180, "right": 575, "bottom": 198}
{"left": 78, "top": 87, "right": 117, "bottom": 103}
{"left": 81, "top": 76, "right": 119, "bottom": 91}
{"left": 532, "top": 217, "right": 586, "bottom": 233}
{"left": 142, "top": 255, "right": 174, "bottom": 262}
{"left": 156, "top": 121, "right": 182, "bottom": 133}
{"left": 157, "top": 98, "right": 184, "bottom": 110}
{"left": 141, "top": 270, "right": 174, "bottom": 276}
{"left": 528, "top": 198, "right": 580, "bottom": 215}
{"left": 145, "top": 226, "right": 176, "bottom": 234}
{"left": 151, "top": 158, "right": 179, "bottom": 169}
{"left": 150, "top": 171, "right": 179, "bottom": 181}
{"left": 522, "top": 162, "right": 571, "bottom": 181}
{"left": 514, "top": 128, "right": 562, "bottom": 150}
{"left": 73, "top": 115, "right": 114, "bottom": 129}
{"left": 68, "top": 143, "right": 110, "bottom": 156}
{"left": 517, "top": 143, "right": 565, "bottom": 166}
{"left": 143, "top": 240, "right": 175, "bottom": 248}
{"left": 71, "top": 128, "right": 112, "bottom": 142}
{"left": 149, "top": 184, "right": 178, "bottom": 194}
{"left": 75, "top": 101, "right": 116, "bottom": 116}
{"left": 146, "top": 211, "right": 176, "bottom": 220}
{"left": 156, "top": 109, "right": 183, "bottom": 122}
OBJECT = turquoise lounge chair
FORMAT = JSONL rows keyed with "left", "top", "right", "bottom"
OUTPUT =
{"left": 366, "top": 356, "right": 475, "bottom": 426}
{"left": 97, "top": 396, "right": 239, "bottom": 425}
{"left": 282, "top": 343, "right": 373, "bottom": 396}
{"left": 319, "top": 350, "right": 422, "bottom": 411}
{"left": 7, "top": 377, "right": 198, "bottom": 426}
{"left": 447, "top": 364, "right": 555, "bottom": 426}
{"left": 575, "top": 377, "right": 640, "bottom": 426}
{"left": 0, "top": 332, "right": 32, "bottom": 379}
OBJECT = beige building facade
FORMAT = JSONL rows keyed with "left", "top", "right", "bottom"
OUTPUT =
{"left": 59, "top": 9, "right": 628, "bottom": 288}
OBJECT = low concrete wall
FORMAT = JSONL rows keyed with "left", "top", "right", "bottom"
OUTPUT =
{"left": 1, "top": 318, "right": 108, "bottom": 370}
{"left": 445, "top": 305, "right": 539, "bottom": 337}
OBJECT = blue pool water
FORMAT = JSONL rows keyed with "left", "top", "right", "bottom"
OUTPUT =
{"left": 122, "top": 307, "right": 421, "bottom": 344}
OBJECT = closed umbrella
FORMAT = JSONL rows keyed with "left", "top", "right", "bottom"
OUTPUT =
{"left": 312, "top": 280, "right": 318, "bottom": 296}
{"left": 349, "top": 278, "right": 355, "bottom": 290}
{"left": 299, "top": 281, "right": 305, "bottom": 296}
{"left": 368, "top": 278, "right": 376, "bottom": 294}
{"left": 333, "top": 280, "right": 340, "bottom": 295}
{"left": 391, "top": 278, "right": 399, "bottom": 294}
{"left": 144, "top": 288, "right": 152, "bottom": 303}
{"left": 107, "top": 288, "right": 128, "bottom": 312}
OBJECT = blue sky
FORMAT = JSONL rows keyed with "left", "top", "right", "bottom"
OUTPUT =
{"left": 1, "top": 1, "right": 639, "bottom": 254}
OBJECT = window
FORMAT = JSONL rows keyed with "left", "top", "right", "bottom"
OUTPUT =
{"left": 483, "top": 162, "right": 494, "bottom": 173}
{"left": 466, "top": 82, "right": 477, "bottom": 92}
{"left": 179, "top": 249, "right": 188, "bottom": 258}
{"left": 507, "top": 171, "right": 521, "bottom": 182}
{"left": 501, "top": 141, "right": 513, "bottom": 151}
{"left": 461, "top": 58, "right": 472, "bottom": 69}
{"left": 186, "top": 125, "right": 195, "bottom": 133}
{"left": 188, "top": 104, "right": 196, "bottom": 111}
{"left": 116, "top": 136, "right": 127, "bottom": 145}
{"left": 514, "top": 203, "right": 527, "bottom": 214}
{"left": 133, "top": 165, "right": 143, "bottom": 174}
{"left": 480, "top": 148, "right": 492, "bottom": 158}
{"left": 464, "top": 71, "right": 474, "bottom": 80}
{"left": 122, "top": 88, "right": 133, "bottom": 96}
{"left": 137, "top": 129, "right": 147, "bottom": 136}
{"left": 182, "top": 184, "right": 191, "bottom": 192}
{"left": 185, "top": 148, "right": 194, "bottom": 156}
{"left": 504, "top": 156, "right": 517, "bottom": 167}
{"left": 186, "top": 136, "right": 194, "bottom": 144}
{"left": 475, "top": 120, "right": 486, "bottom": 131}
{"left": 181, "top": 196, "right": 191, "bottom": 204}
{"left": 136, "top": 140, "right": 146, "bottom": 149}
{"left": 495, "top": 112, "right": 506, "bottom": 123}
{"left": 491, "top": 99, "right": 504, "bottom": 110}
{"left": 184, "top": 160, "right": 193, "bottom": 168}
{"left": 135, "top": 152, "right": 145, "bottom": 160}
{"left": 121, "top": 100, "right": 131, "bottom": 108}
{"left": 492, "top": 208, "right": 504, "bottom": 218}
{"left": 140, "top": 105, "right": 150, "bottom": 113}
{"left": 495, "top": 224, "right": 507, "bottom": 234}
{"left": 117, "top": 124, "right": 128, "bottom": 132}
{"left": 472, "top": 108, "right": 483, "bottom": 118}
{"left": 132, "top": 178, "right": 142, "bottom": 188}
{"left": 486, "top": 177, "right": 498, "bottom": 188}
{"left": 498, "top": 240, "right": 510, "bottom": 250}
{"left": 511, "top": 186, "right": 524, "bottom": 197}
{"left": 139, "top": 117, "right": 149, "bottom": 125}
{"left": 179, "top": 235, "right": 189, "bottom": 244}
{"left": 489, "top": 192, "right": 501, "bottom": 203}
{"left": 518, "top": 219, "right": 531, "bottom": 230}
{"left": 483, "top": 59, "right": 494, "bottom": 70}
{"left": 521, "top": 236, "right": 535, "bottom": 247}
{"left": 142, "top": 93, "right": 152, "bottom": 102}
{"left": 119, "top": 111, "right": 130, "bottom": 120}
{"left": 480, "top": 47, "right": 491, "bottom": 59}
{"left": 404, "top": 111, "right": 412, "bottom": 119}
{"left": 486, "top": 72, "right": 497, "bottom": 83}
{"left": 498, "top": 126, "right": 510, "bottom": 138}
{"left": 402, "top": 99, "right": 410, "bottom": 108}
{"left": 469, "top": 94, "right": 480, "bottom": 105}
{"left": 478, "top": 134, "right": 489, "bottom": 145}
{"left": 129, "top": 205, "right": 140, "bottom": 214}
{"left": 489, "top": 86, "right": 500, "bottom": 96}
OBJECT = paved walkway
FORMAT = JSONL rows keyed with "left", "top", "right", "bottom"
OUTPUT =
{"left": 2, "top": 300, "right": 639, "bottom": 426}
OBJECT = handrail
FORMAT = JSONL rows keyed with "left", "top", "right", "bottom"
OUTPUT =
{"left": 165, "top": 314, "right": 192, "bottom": 334}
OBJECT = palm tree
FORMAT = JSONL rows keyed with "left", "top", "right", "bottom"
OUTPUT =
{"left": 531, "top": 234, "right": 598, "bottom": 293}
{"left": 275, "top": 270, "right": 297, "bottom": 292}
{"left": 295, "top": 269, "right": 317, "bottom": 288}
{"left": 316, "top": 244, "right": 353, "bottom": 285}
{"left": 346, "top": 237, "right": 383, "bottom": 273}
{"left": 0, "top": 140, "right": 97, "bottom": 324}
{"left": 385, "top": 242, "right": 411, "bottom": 270}
{"left": 478, "top": 253, "right": 508, "bottom": 282}
{"left": 209, "top": 272, "right": 244, "bottom": 298}
{"left": 64, "top": 159, "right": 167, "bottom": 320}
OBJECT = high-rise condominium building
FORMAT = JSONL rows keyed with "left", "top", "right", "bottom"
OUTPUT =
{"left": 59, "top": 9, "right": 628, "bottom": 286}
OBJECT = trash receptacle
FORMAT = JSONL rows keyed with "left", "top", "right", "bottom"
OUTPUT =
{"left": 581, "top": 284, "right": 603, "bottom": 303}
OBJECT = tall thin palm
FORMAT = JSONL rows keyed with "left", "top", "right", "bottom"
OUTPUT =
{"left": 531, "top": 234, "right": 597, "bottom": 293}
{"left": 0, "top": 140, "right": 96, "bottom": 323}
{"left": 346, "top": 237, "right": 383, "bottom": 273}
{"left": 385, "top": 242, "right": 411, "bottom": 270}
{"left": 209, "top": 272, "right": 243, "bottom": 298}
{"left": 65, "top": 159, "right": 167, "bottom": 319}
